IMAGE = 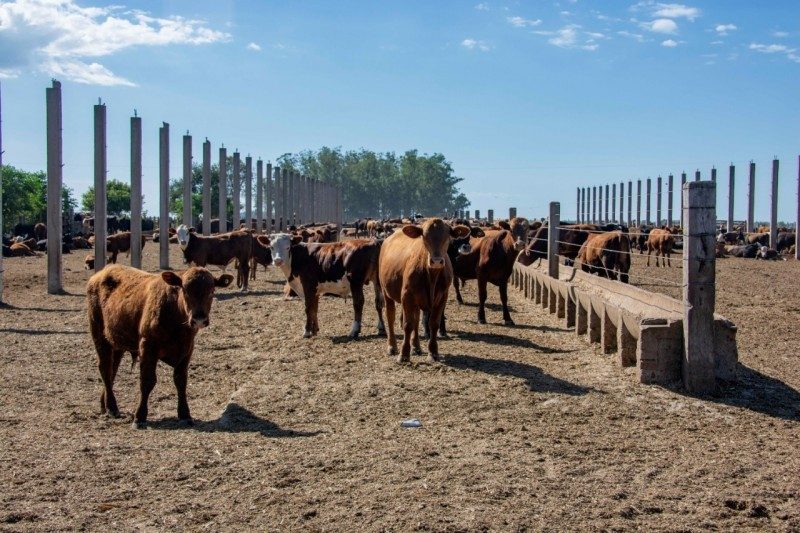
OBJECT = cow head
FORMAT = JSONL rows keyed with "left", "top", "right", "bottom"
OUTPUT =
{"left": 402, "top": 219, "right": 470, "bottom": 270}
{"left": 268, "top": 233, "right": 303, "bottom": 269}
{"left": 509, "top": 217, "right": 530, "bottom": 250}
{"left": 161, "top": 267, "right": 233, "bottom": 330}
{"left": 176, "top": 224, "right": 192, "bottom": 250}
{"left": 447, "top": 226, "right": 484, "bottom": 261}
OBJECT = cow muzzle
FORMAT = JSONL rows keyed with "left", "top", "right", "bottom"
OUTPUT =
{"left": 514, "top": 238, "right": 525, "bottom": 252}
{"left": 429, "top": 257, "right": 445, "bottom": 269}
{"left": 273, "top": 258, "right": 284, "bottom": 267}
{"left": 190, "top": 315, "right": 210, "bottom": 329}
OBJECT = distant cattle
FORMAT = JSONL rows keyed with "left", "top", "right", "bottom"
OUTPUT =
{"left": 379, "top": 219, "right": 469, "bottom": 362}
{"left": 7, "top": 243, "right": 36, "bottom": 257}
{"left": 87, "top": 264, "right": 232, "bottom": 428}
{"left": 269, "top": 234, "right": 385, "bottom": 339}
{"left": 34, "top": 223, "right": 47, "bottom": 241}
{"left": 83, "top": 215, "right": 120, "bottom": 234}
{"left": 756, "top": 246, "right": 781, "bottom": 261}
{"left": 176, "top": 225, "right": 252, "bottom": 290}
{"left": 519, "top": 224, "right": 598, "bottom": 266}
{"left": 12, "top": 223, "right": 37, "bottom": 239}
{"left": 775, "top": 232, "right": 796, "bottom": 254}
{"left": 746, "top": 233, "right": 770, "bottom": 246}
{"left": 727, "top": 243, "right": 759, "bottom": 258}
{"left": 576, "top": 231, "right": 631, "bottom": 283}
{"left": 249, "top": 235, "right": 274, "bottom": 280}
{"left": 717, "top": 231, "right": 743, "bottom": 245}
{"left": 73, "top": 236, "right": 91, "bottom": 249}
{"left": 366, "top": 220, "right": 383, "bottom": 238}
{"left": 646, "top": 228, "right": 675, "bottom": 267}
{"left": 106, "top": 231, "right": 146, "bottom": 264}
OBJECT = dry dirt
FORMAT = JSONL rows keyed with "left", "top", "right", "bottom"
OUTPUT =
{"left": 1, "top": 244, "right": 799, "bottom": 531}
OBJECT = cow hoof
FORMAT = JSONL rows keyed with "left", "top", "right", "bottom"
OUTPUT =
{"left": 179, "top": 418, "right": 194, "bottom": 427}
{"left": 428, "top": 354, "right": 441, "bottom": 363}
{"left": 413, "top": 347, "right": 423, "bottom": 356}
{"left": 348, "top": 332, "right": 360, "bottom": 340}
{"left": 504, "top": 319, "right": 515, "bottom": 327}
{"left": 387, "top": 346, "right": 398, "bottom": 356}
{"left": 106, "top": 410, "right": 120, "bottom": 419}
{"left": 478, "top": 318, "right": 487, "bottom": 325}
{"left": 376, "top": 328, "right": 387, "bottom": 337}
{"left": 132, "top": 421, "right": 147, "bottom": 430}
{"left": 439, "top": 332, "right": 450, "bottom": 339}
{"left": 303, "top": 331, "right": 313, "bottom": 339}
{"left": 396, "top": 355, "right": 411, "bottom": 364}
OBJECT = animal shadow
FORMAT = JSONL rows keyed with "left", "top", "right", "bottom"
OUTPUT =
{"left": 705, "top": 364, "right": 800, "bottom": 421}
{"left": 449, "top": 329, "right": 573, "bottom": 354}
{"left": 149, "top": 404, "right": 321, "bottom": 437}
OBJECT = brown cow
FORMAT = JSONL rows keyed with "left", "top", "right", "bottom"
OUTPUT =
{"left": 379, "top": 219, "right": 469, "bottom": 362}
{"left": 269, "top": 233, "right": 384, "bottom": 339}
{"left": 646, "top": 228, "right": 675, "bottom": 267}
{"left": 249, "top": 235, "right": 274, "bottom": 280}
{"left": 575, "top": 231, "right": 631, "bottom": 283}
{"left": 9, "top": 243, "right": 36, "bottom": 257}
{"left": 366, "top": 220, "right": 383, "bottom": 238}
{"left": 87, "top": 264, "right": 233, "bottom": 428}
{"left": 34, "top": 223, "right": 46, "bottom": 241}
{"left": 106, "top": 231, "right": 146, "bottom": 264}
{"left": 449, "top": 228, "right": 523, "bottom": 325}
{"left": 176, "top": 224, "right": 252, "bottom": 290}
{"left": 73, "top": 236, "right": 90, "bottom": 249}
{"left": 518, "top": 224, "right": 598, "bottom": 266}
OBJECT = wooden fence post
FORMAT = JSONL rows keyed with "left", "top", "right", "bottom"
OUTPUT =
{"left": 159, "top": 123, "right": 170, "bottom": 270}
{"left": 93, "top": 101, "right": 107, "bottom": 273}
{"left": 218, "top": 147, "right": 227, "bottom": 233}
{"left": 245, "top": 155, "right": 253, "bottom": 230}
{"left": 182, "top": 133, "right": 192, "bottom": 228}
{"left": 747, "top": 161, "right": 755, "bottom": 233}
{"left": 770, "top": 158, "right": 779, "bottom": 249}
{"left": 727, "top": 164, "right": 735, "bottom": 232}
{"left": 667, "top": 174, "right": 674, "bottom": 227}
{"left": 202, "top": 139, "right": 211, "bottom": 236}
{"left": 256, "top": 159, "right": 263, "bottom": 233}
{"left": 548, "top": 202, "right": 559, "bottom": 278}
{"left": 130, "top": 114, "right": 142, "bottom": 269}
{"left": 46, "top": 80, "right": 63, "bottom": 293}
{"left": 683, "top": 180, "right": 717, "bottom": 394}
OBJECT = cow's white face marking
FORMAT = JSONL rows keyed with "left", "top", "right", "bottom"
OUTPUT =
{"left": 177, "top": 224, "right": 191, "bottom": 250}
{"left": 269, "top": 233, "right": 293, "bottom": 271}
{"left": 317, "top": 278, "right": 351, "bottom": 298}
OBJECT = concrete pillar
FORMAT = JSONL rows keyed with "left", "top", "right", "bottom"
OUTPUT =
{"left": 598, "top": 186, "right": 603, "bottom": 224}
{"left": 557, "top": 291, "right": 566, "bottom": 319}
{"left": 619, "top": 182, "right": 624, "bottom": 225}
{"left": 682, "top": 180, "right": 717, "bottom": 394}
{"left": 681, "top": 172, "right": 687, "bottom": 229}
{"left": 182, "top": 133, "right": 192, "bottom": 228}
{"left": 130, "top": 115, "right": 142, "bottom": 269}
{"left": 711, "top": 167, "right": 717, "bottom": 183}
{"left": 636, "top": 180, "right": 642, "bottom": 226}
{"left": 617, "top": 320, "right": 637, "bottom": 367}
{"left": 202, "top": 139, "right": 211, "bottom": 236}
{"left": 611, "top": 183, "right": 616, "bottom": 223}
{"left": 575, "top": 299, "right": 587, "bottom": 336}
{"left": 273, "top": 166, "right": 282, "bottom": 230}
{"left": 695, "top": 170, "right": 701, "bottom": 182}
{"left": 282, "top": 168, "right": 288, "bottom": 229}
{"left": 93, "top": 102, "right": 107, "bottom": 273}
{"left": 488, "top": 209, "right": 494, "bottom": 225}
{"left": 509, "top": 207, "right": 517, "bottom": 220}
{"left": 627, "top": 180, "right": 633, "bottom": 226}
{"left": 256, "top": 159, "right": 264, "bottom": 233}
{"left": 667, "top": 174, "right": 674, "bottom": 228}
{"left": 747, "top": 161, "right": 755, "bottom": 233}
{"left": 245, "top": 156, "right": 253, "bottom": 230}
{"left": 548, "top": 202, "right": 559, "bottom": 279}
{"left": 159, "top": 123, "right": 170, "bottom": 270}
{"left": 645, "top": 178, "right": 652, "bottom": 225}
{"left": 601, "top": 308, "right": 617, "bottom": 355}
{"left": 727, "top": 164, "right": 735, "bottom": 232}
{"left": 266, "top": 163, "right": 273, "bottom": 233}
{"left": 46, "top": 80, "right": 63, "bottom": 293}
{"left": 592, "top": 187, "right": 597, "bottom": 223}
{"left": 588, "top": 301, "right": 601, "bottom": 343}
{"left": 218, "top": 147, "right": 227, "bottom": 233}
{"left": 604, "top": 184, "right": 609, "bottom": 223}
{"left": 475, "top": 209, "right": 480, "bottom": 220}
{"left": 565, "top": 294, "right": 576, "bottom": 328}
{"left": 656, "top": 176, "right": 662, "bottom": 227}
{"left": 232, "top": 152, "right": 241, "bottom": 229}
{"left": 770, "top": 159, "right": 779, "bottom": 249}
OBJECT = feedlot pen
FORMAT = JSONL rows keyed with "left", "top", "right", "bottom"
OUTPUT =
{"left": 1, "top": 246, "right": 799, "bottom": 531}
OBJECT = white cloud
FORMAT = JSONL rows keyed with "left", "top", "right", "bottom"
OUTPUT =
{"left": 710, "top": 40, "right": 723, "bottom": 45}
{"left": 246, "top": 42, "right": 261, "bottom": 51}
{"left": 749, "top": 42, "right": 800, "bottom": 63}
{"left": 617, "top": 30, "right": 646, "bottom": 42}
{"left": 0, "top": 68, "right": 21, "bottom": 79}
{"left": 475, "top": 3, "right": 489, "bottom": 10}
{"left": 714, "top": 23, "right": 736, "bottom": 36}
{"left": 661, "top": 39, "right": 678, "bottom": 47}
{"left": 560, "top": 11, "right": 572, "bottom": 16}
{"left": 643, "top": 18, "right": 678, "bottom": 34}
{"left": 653, "top": 3, "right": 700, "bottom": 21}
{"left": 586, "top": 32, "right": 606, "bottom": 39}
{"left": 507, "top": 16, "right": 542, "bottom": 27}
{"left": 545, "top": 25, "right": 599, "bottom": 51}
{"left": 772, "top": 31, "right": 789, "bottom": 38}
{"left": 0, "top": 0, "right": 229, "bottom": 86}
{"left": 461, "top": 38, "right": 491, "bottom": 51}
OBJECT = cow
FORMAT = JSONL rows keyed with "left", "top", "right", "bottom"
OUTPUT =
{"left": 268, "top": 233, "right": 385, "bottom": 339}
{"left": 629, "top": 226, "right": 653, "bottom": 253}
{"left": 8, "top": 243, "right": 36, "bottom": 257}
{"left": 73, "top": 236, "right": 91, "bottom": 249}
{"left": 176, "top": 225, "right": 252, "bottom": 290}
{"left": 300, "top": 224, "right": 338, "bottom": 243}
{"left": 21, "top": 238, "right": 37, "bottom": 252}
{"left": 12, "top": 223, "right": 36, "bottom": 239}
{"left": 83, "top": 215, "right": 120, "bottom": 235}
{"left": 715, "top": 242, "right": 728, "bottom": 258}
{"left": 378, "top": 219, "right": 469, "bottom": 362}
{"left": 249, "top": 235, "right": 274, "bottom": 280}
{"left": 106, "top": 231, "right": 146, "bottom": 264}
{"left": 366, "top": 220, "right": 383, "bottom": 238}
{"left": 353, "top": 218, "right": 371, "bottom": 237}
{"left": 717, "top": 230, "right": 743, "bottom": 245}
{"left": 756, "top": 246, "right": 781, "bottom": 261}
{"left": 34, "top": 223, "right": 46, "bottom": 241}
{"left": 575, "top": 231, "right": 631, "bottom": 283}
{"left": 518, "top": 224, "right": 598, "bottom": 266}
{"left": 775, "top": 232, "right": 796, "bottom": 254}
{"left": 449, "top": 227, "right": 523, "bottom": 325}
{"left": 726, "top": 243, "right": 759, "bottom": 258}
{"left": 646, "top": 228, "right": 675, "bottom": 267}
{"left": 746, "top": 233, "right": 770, "bottom": 246}
{"left": 507, "top": 217, "right": 530, "bottom": 247}
{"left": 87, "top": 264, "right": 233, "bottom": 428}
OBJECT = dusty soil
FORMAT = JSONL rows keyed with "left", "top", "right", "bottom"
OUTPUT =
{"left": 0, "top": 244, "right": 798, "bottom": 531}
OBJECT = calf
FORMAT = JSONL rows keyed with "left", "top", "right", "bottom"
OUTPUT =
{"left": 7, "top": 243, "right": 36, "bottom": 257}
{"left": 379, "top": 219, "right": 469, "bottom": 362}
{"left": 87, "top": 264, "right": 233, "bottom": 428}
{"left": 756, "top": 246, "right": 781, "bottom": 261}
{"left": 106, "top": 231, "right": 146, "bottom": 264}
{"left": 646, "top": 228, "right": 675, "bottom": 267}
{"left": 249, "top": 235, "right": 274, "bottom": 280}
{"left": 269, "top": 234, "right": 385, "bottom": 339}
{"left": 176, "top": 225, "right": 252, "bottom": 290}
{"left": 576, "top": 231, "right": 631, "bottom": 283}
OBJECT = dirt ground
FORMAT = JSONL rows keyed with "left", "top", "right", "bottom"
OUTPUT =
{"left": 0, "top": 243, "right": 798, "bottom": 531}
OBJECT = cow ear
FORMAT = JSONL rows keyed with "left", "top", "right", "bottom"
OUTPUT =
{"left": 470, "top": 226, "right": 485, "bottom": 238}
{"left": 451, "top": 225, "right": 470, "bottom": 239}
{"left": 291, "top": 235, "right": 303, "bottom": 245}
{"left": 402, "top": 225, "right": 423, "bottom": 239}
{"left": 188, "top": 227, "right": 196, "bottom": 233}
{"left": 161, "top": 271, "right": 183, "bottom": 287}
{"left": 301, "top": 229, "right": 312, "bottom": 237}
{"left": 497, "top": 220, "right": 511, "bottom": 230}
{"left": 215, "top": 274, "right": 234, "bottom": 288}
{"left": 256, "top": 235, "right": 271, "bottom": 247}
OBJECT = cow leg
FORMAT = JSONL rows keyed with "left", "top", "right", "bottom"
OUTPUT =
{"left": 374, "top": 285, "right": 386, "bottom": 337}
{"left": 453, "top": 277, "right": 464, "bottom": 305}
{"left": 303, "top": 290, "right": 317, "bottom": 338}
{"left": 173, "top": 357, "right": 193, "bottom": 425}
{"left": 384, "top": 295, "right": 399, "bottom": 356}
{"left": 499, "top": 281, "right": 514, "bottom": 326}
{"left": 97, "top": 346, "right": 121, "bottom": 418}
{"left": 399, "top": 301, "right": 415, "bottom": 363}
{"left": 250, "top": 257, "right": 256, "bottom": 281}
{"left": 666, "top": 251, "right": 671, "bottom": 267}
{"left": 349, "top": 283, "right": 365, "bottom": 339}
{"left": 239, "top": 256, "right": 250, "bottom": 291}
{"left": 647, "top": 248, "right": 652, "bottom": 266}
{"left": 410, "top": 307, "right": 423, "bottom": 355}
{"left": 427, "top": 305, "right": 445, "bottom": 362}
{"left": 477, "top": 277, "right": 489, "bottom": 324}
{"left": 133, "top": 342, "right": 157, "bottom": 429}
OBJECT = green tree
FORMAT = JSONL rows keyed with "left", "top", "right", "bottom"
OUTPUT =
{"left": 1, "top": 165, "right": 78, "bottom": 233}
{"left": 81, "top": 179, "right": 133, "bottom": 216}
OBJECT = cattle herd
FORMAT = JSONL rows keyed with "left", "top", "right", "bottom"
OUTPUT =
{"left": 1, "top": 212, "right": 796, "bottom": 428}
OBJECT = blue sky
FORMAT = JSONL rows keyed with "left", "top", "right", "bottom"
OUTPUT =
{"left": 0, "top": 0, "right": 798, "bottom": 221}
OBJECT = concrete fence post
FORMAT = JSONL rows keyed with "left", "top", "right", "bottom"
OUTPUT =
{"left": 232, "top": 152, "right": 241, "bottom": 229}
{"left": 695, "top": 169, "right": 701, "bottom": 182}
{"left": 488, "top": 209, "right": 494, "bottom": 225}
{"left": 509, "top": 207, "right": 517, "bottom": 220}
{"left": 282, "top": 168, "right": 288, "bottom": 229}
{"left": 266, "top": 163, "right": 273, "bottom": 233}
{"left": 682, "top": 180, "right": 717, "bottom": 395}
{"left": 611, "top": 183, "right": 616, "bottom": 223}
{"left": 770, "top": 158, "right": 779, "bottom": 249}
{"left": 218, "top": 147, "right": 227, "bottom": 233}
{"left": 182, "top": 133, "right": 192, "bottom": 228}
{"left": 619, "top": 182, "right": 624, "bottom": 225}
{"left": 645, "top": 178, "right": 652, "bottom": 225}
{"left": 747, "top": 161, "right": 755, "bottom": 233}
{"left": 576, "top": 188, "right": 581, "bottom": 223}
{"left": 93, "top": 102, "right": 107, "bottom": 273}
{"left": 273, "top": 166, "right": 282, "bottom": 230}
{"left": 727, "top": 164, "right": 735, "bottom": 232}
{"left": 158, "top": 123, "right": 170, "bottom": 270}
{"left": 636, "top": 180, "right": 642, "bottom": 226}
{"left": 202, "top": 139, "right": 211, "bottom": 236}
{"left": 604, "top": 184, "right": 609, "bottom": 223}
{"left": 680, "top": 172, "right": 687, "bottom": 229}
{"left": 592, "top": 187, "right": 597, "bottom": 224}
{"left": 711, "top": 167, "right": 717, "bottom": 182}
{"left": 656, "top": 176, "right": 662, "bottom": 227}
{"left": 627, "top": 180, "right": 632, "bottom": 226}
{"left": 548, "top": 202, "right": 559, "bottom": 279}
{"left": 245, "top": 156, "right": 253, "bottom": 230}
{"left": 667, "top": 174, "right": 674, "bottom": 227}
{"left": 46, "top": 80, "right": 63, "bottom": 293}
{"left": 475, "top": 209, "right": 480, "bottom": 220}
{"left": 256, "top": 159, "right": 263, "bottom": 233}
{"left": 130, "top": 114, "right": 142, "bottom": 269}
{"left": 598, "top": 186, "right": 604, "bottom": 224}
